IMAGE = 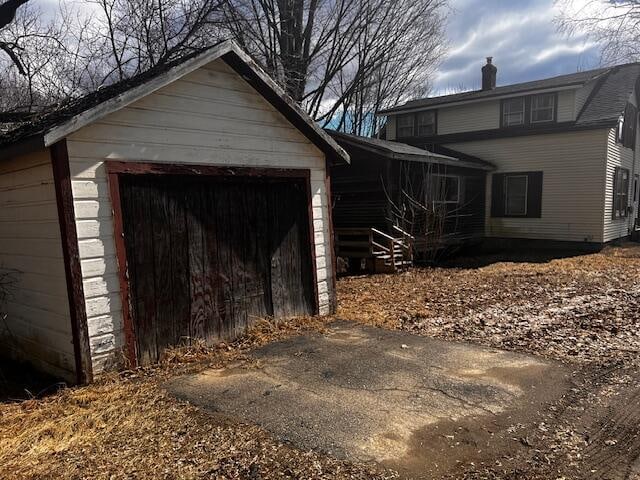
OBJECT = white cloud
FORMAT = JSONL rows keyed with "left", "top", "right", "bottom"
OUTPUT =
{"left": 433, "top": 0, "right": 601, "bottom": 95}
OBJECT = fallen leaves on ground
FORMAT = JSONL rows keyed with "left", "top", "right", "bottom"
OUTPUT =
{"left": 0, "top": 316, "right": 395, "bottom": 480}
{"left": 337, "top": 244, "right": 640, "bottom": 365}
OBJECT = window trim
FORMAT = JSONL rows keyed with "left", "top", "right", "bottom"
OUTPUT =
{"left": 397, "top": 114, "right": 415, "bottom": 138}
{"left": 530, "top": 93, "right": 556, "bottom": 124}
{"left": 416, "top": 111, "right": 437, "bottom": 136}
{"left": 612, "top": 166, "right": 630, "bottom": 220}
{"left": 396, "top": 110, "right": 438, "bottom": 138}
{"left": 504, "top": 174, "right": 529, "bottom": 216}
{"left": 501, "top": 97, "right": 525, "bottom": 127}
{"left": 428, "top": 174, "right": 461, "bottom": 205}
{"left": 500, "top": 92, "right": 558, "bottom": 129}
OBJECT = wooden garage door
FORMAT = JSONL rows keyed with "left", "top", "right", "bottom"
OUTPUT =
{"left": 119, "top": 174, "right": 316, "bottom": 365}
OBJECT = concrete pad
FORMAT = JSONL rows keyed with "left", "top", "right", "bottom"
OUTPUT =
{"left": 168, "top": 321, "right": 571, "bottom": 476}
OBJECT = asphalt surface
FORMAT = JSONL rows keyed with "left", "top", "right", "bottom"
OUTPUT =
{"left": 168, "top": 321, "right": 572, "bottom": 476}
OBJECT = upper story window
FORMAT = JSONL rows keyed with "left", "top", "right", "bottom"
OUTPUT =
{"left": 397, "top": 114, "right": 415, "bottom": 137}
{"left": 417, "top": 111, "right": 436, "bottom": 136}
{"left": 501, "top": 93, "right": 557, "bottom": 129}
{"left": 613, "top": 167, "right": 630, "bottom": 219}
{"left": 617, "top": 102, "right": 637, "bottom": 149}
{"left": 530, "top": 93, "right": 556, "bottom": 123}
{"left": 502, "top": 98, "right": 525, "bottom": 127}
{"left": 397, "top": 111, "right": 437, "bottom": 137}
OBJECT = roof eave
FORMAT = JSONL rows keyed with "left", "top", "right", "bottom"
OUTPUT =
{"left": 377, "top": 83, "right": 584, "bottom": 116}
{"left": 33, "top": 40, "right": 348, "bottom": 165}
{"left": 330, "top": 133, "right": 493, "bottom": 171}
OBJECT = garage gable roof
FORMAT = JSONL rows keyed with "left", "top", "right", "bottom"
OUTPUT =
{"left": 0, "top": 40, "right": 349, "bottom": 164}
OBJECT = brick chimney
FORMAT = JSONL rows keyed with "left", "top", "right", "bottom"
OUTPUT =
{"left": 482, "top": 57, "right": 497, "bottom": 90}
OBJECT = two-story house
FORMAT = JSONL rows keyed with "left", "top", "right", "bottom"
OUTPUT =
{"left": 378, "top": 58, "right": 640, "bottom": 249}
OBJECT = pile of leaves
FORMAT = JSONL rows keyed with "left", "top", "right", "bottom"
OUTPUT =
{"left": 337, "top": 245, "right": 640, "bottom": 365}
{"left": 0, "top": 316, "right": 396, "bottom": 480}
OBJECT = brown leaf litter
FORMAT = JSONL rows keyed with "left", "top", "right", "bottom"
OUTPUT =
{"left": 3, "top": 244, "right": 640, "bottom": 479}
{"left": 338, "top": 244, "right": 640, "bottom": 366}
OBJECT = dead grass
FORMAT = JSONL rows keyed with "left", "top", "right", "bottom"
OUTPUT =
{"left": 0, "top": 316, "right": 395, "bottom": 480}
{"left": 3, "top": 245, "right": 640, "bottom": 479}
{"left": 337, "top": 244, "right": 640, "bottom": 365}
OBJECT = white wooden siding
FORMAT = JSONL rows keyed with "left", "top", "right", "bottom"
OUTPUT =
{"left": 446, "top": 129, "right": 609, "bottom": 242}
{"left": 388, "top": 90, "right": 576, "bottom": 138}
{"left": 0, "top": 150, "right": 75, "bottom": 381}
{"left": 438, "top": 101, "right": 500, "bottom": 135}
{"left": 604, "top": 128, "right": 637, "bottom": 241}
{"left": 557, "top": 90, "right": 576, "bottom": 122}
{"left": 65, "top": 58, "right": 333, "bottom": 373}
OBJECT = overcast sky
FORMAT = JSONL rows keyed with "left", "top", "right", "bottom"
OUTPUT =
{"left": 434, "top": 0, "right": 600, "bottom": 95}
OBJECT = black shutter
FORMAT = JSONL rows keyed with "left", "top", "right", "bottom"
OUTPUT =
{"left": 623, "top": 103, "right": 637, "bottom": 149}
{"left": 491, "top": 173, "right": 505, "bottom": 217}
{"left": 526, "top": 171, "right": 543, "bottom": 218}
{"left": 612, "top": 167, "right": 620, "bottom": 219}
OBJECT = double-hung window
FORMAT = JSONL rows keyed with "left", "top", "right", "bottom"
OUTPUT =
{"left": 397, "top": 114, "right": 415, "bottom": 137}
{"left": 613, "top": 167, "right": 630, "bottom": 219}
{"left": 530, "top": 93, "right": 555, "bottom": 124}
{"left": 504, "top": 174, "right": 528, "bottom": 216}
{"left": 502, "top": 98, "right": 525, "bottom": 127}
{"left": 417, "top": 111, "right": 436, "bottom": 136}
{"left": 428, "top": 175, "right": 460, "bottom": 204}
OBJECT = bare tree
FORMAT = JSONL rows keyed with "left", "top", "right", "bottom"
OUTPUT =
{"left": 84, "top": 0, "right": 227, "bottom": 85}
{"left": 0, "top": 0, "right": 228, "bottom": 112}
{"left": 555, "top": 0, "right": 640, "bottom": 64}
{"left": 1, "top": 0, "right": 447, "bottom": 138}
{"left": 221, "top": 0, "right": 448, "bottom": 136}
{"left": 0, "top": 0, "right": 31, "bottom": 74}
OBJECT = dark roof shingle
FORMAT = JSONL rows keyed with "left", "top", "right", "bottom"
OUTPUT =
{"left": 379, "top": 63, "right": 640, "bottom": 127}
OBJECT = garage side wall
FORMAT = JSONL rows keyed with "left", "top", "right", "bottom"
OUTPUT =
{"left": 65, "top": 58, "right": 333, "bottom": 373}
{"left": 0, "top": 149, "right": 76, "bottom": 381}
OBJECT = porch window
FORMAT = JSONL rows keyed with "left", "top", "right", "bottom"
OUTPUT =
{"left": 428, "top": 175, "right": 460, "bottom": 204}
{"left": 397, "top": 114, "right": 414, "bottom": 137}
{"left": 504, "top": 174, "right": 528, "bottom": 215}
{"left": 417, "top": 111, "right": 436, "bottom": 136}
{"left": 502, "top": 97, "right": 525, "bottom": 127}
{"left": 613, "top": 167, "right": 630, "bottom": 219}
{"left": 530, "top": 93, "right": 555, "bottom": 123}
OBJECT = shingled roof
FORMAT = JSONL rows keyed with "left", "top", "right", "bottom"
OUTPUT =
{"left": 0, "top": 40, "right": 349, "bottom": 164}
{"left": 379, "top": 63, "right": 640, "bottom": 129}
{"left": 327, "top": 130, "right": 493, "bottom": 170}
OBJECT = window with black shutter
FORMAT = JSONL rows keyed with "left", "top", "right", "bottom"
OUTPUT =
{"left": 491, "top": 171, "right": 543, "bottom": 218}
{"left": 612, "top": 167, "right": 630, "bottom": 219}
{"left": 619, "top": 103, "right": 637, "bottom": 149}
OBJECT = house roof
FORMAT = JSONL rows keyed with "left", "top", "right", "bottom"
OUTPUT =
{"left": 379, "top": 63, "right": 640, "bottom": 128}
{"left": 0, "top": 40, "right": 349, "bottom": 164}
{"left": 327, "top": 130, "right": 494, "bottom": 171}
